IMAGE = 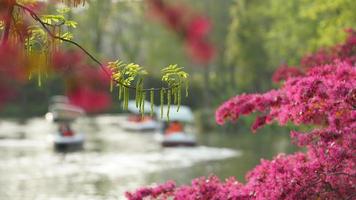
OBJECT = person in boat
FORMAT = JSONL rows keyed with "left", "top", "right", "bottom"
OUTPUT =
{"left": 59, "top": 123, "right": 74, "bottom": 137}
{"left": 165, "top": 121, "right": 184, "bottom": 135}
{"left": 128, "top": 115, "right": 154, "bottom": 122}
{"left": 128, "top": 114, "right": 141, "bottom": 122}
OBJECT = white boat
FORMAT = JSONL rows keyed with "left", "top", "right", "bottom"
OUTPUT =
{"left": 158, "top": 105, "right": 197, "bottom": 147}
{"left": 53, "top": 132, "right": 84, "bottom": 152}
{"left": 122, "top": 118, "right": 159, "bottom": 132}
{"left": 161, "top": 132, "right": 196, "bottom": 147}
{"left": 122, "top": 101, "right": 159, "bottom": 132}
{"left": 46, "top": 96, "right": 86, "bottom": 152}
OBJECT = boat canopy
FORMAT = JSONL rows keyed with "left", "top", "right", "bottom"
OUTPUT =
{"left": 48, "top": 103, "right": 85, "bottom": 121}
{"left": 158, "top": 105, "right": 194, "bottom": 122}
{"left": 127, "top": 100, "right": 156, "bottom": 114}
{"left": 50, "top": 95, "right": 69, "bottom": 105}
{"left": 49, "top": 103, "right": 85, "bottom": 114}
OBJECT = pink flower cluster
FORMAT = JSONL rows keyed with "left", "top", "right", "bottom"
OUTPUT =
{"left": 217, "top": 62, "right": 355, "bottom": 129}
{"left": 127, "top": 30, "right": 356, "bottom": 199}
{"left": 146, "top": 0, "right": 215, "bottom": 64}
{"left": 272, "top": 65, "right": 304, "bottom": 83}
{"left": 125, "top": 181, "right": 175, "bottom": 200}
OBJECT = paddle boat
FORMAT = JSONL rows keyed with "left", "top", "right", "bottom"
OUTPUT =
{"left": 158, "top": 105, "right": 197, "bottom": 147}
{"left": 46, "top": 96, "right": 85, "bottom": 152}
{"left": 121, "top": 100, "right": 159, "bottom": 132}
{"left": 53, "top": 123, "right": 84, "bottom": 152}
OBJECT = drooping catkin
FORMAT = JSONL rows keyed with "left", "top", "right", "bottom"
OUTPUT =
{"left": 118, "top": 85, "right": 123, "bottom": 100}
{"left": 122, "top": 86, "right": 126, "bottom": 109}
{"left": 123, "top": 87, "right": 129, "bottom": 110}
{"left": 167, "top": 89, "right": 171, "bottom": 121}
{"left": 185, "top": 80, "right": 189, "bottom": 97}
{"left": 135, "top": 79, "right": 141, "bottom": 108}
{"left": 177, "top": 85, "right": 181, "bottom": 112}
{"left": 173, "top": 86, "right": 178, "bottom": 105}
{"left": 141, "top": 91, "right": 146, "bottom": 117}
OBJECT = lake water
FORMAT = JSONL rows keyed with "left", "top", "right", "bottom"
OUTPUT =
{"left": 0, "top": 115, "right": 298, "bottom": 200}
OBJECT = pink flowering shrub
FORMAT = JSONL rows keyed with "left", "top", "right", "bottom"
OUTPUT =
{"left": 272, "top": 65, "right": 304, "bottom": 83}
{"left": 126, "top": 31, "right": 356, "bottom": 199}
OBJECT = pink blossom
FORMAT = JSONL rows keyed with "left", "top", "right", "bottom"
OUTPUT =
{"left": 272, "top": 65, "right": 304, "bottom": 83}
{"left": 186, "top": 16, "right": 211, "bottom": 40}
{"left": 128, "top": 29, "right": 356, "bottom": 200}
{"left": 185, "top": 39, "right": 215, "bottom": 64}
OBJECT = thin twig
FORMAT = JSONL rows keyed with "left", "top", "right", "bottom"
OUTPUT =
{"left": 15, "top": 3, "right": 177, "bottom": 92}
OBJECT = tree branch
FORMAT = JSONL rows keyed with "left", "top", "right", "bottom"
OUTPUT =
{"left": 14, "top": 3, "right": 177, "bottom": 92}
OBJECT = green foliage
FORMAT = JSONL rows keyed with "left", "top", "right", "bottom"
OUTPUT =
{"left": 41, "top": 14, "right": 66, "bottom": 25}
{"left": 40, "top": 9, "right": 78, "bottom": 38}
{"left": 225, "top": 0, "right": 356, "bottom": 94}
{"left": 299, "top": 0, "right": 356, "bottom": 47}
{"left": 108, "top": 61, "right": 189, "bottom": 117}
{"left": 25, "top": 8, "right": 77, "bottom": 53}
{"left": 225, "top": 0, "right": 272, "bottom": 92}
{"left": 24, "top": 7, "right": 78, "bottom": 87}
{"left": 108, "top": 60, "right": 147, "bottom": 86}
{"left": 161, "top": 64, "right": 189, "bottom": 112}
{"left": 264, "top": 0, "right": 356, "bottom": 65}
{"left": 161, "top": 64, "right": 188, "bottom": 87}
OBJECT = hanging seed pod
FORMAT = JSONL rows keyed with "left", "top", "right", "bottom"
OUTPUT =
{"left": 185, "top": 80, "right": 189, "bottom": 97}
{"left": 118, "top": 85, "right": 123, "bottom": 100}
{"left": 173, "top": 86, "right": 178, "bottom": 105}
{"left": 167, "top": 89, "right": 171, "bottom": 121}
{"left": 123, "top": 87, "right": 129, "bottom": 110}
{"left": 177, "top": 84, "right": 181, "bottom": 112}
{"left": 37, "top": 69, "right": 42, "bottom": 87}
{"left": 135, "top": 79, "right": 141, "bottom": 108}
{"left": 138, "top": 89, "right": 142, "bottom": 113}
{"left": 122, "top": 86, "right": 126, "bottom": 109}
{"left": 110, "top": 80, "right": 113, "bottom": 92}
{"left": 141, "top": 91, "right": 146, "bottom": 117}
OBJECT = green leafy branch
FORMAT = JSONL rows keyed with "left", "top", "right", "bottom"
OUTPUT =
{"left": 160, "top": 64, "right": 189, "bottom": 119}
{"left": 108, "top": 61, "right": 189, "bottom": 117}
{"left": 26, "top": 7, "right": 77, "bottom": 52}
{"left": 15, "top": 3, "right": 190, "bottom": 117}
{"left": 24, "top": 7, "right": 78, "bottom": 86}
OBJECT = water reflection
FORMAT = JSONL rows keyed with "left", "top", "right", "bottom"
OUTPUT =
{"left": 0, "top": 115, "right": 246, "bottom": 199}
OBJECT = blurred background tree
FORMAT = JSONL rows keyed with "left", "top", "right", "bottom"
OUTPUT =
{"left": 3, "top": 0, "right": 355, "bottom": 130}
